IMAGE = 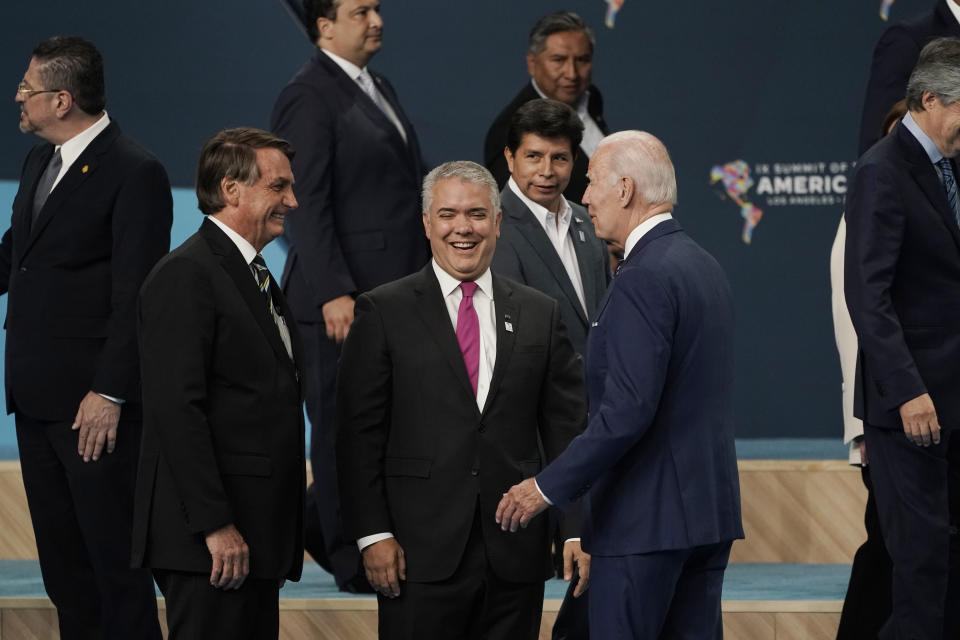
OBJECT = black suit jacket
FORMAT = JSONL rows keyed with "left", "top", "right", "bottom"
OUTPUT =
{"left": 845, "top": 121, "right": 960, "bottom": 430}
{"left": 336, "top": 265, "right": 586, "bottom": 584}
{"left": 271, "top": 50, "right": 429, "bottom": 323}
{"left": 857, "top": 0, "right": 960, "bottom": 155}
{"left": 0, "top": 121, "right": 172, "bottom": 420}
{"left": 132, "top": 220, "right": 306, "bottom": 581}
{"left": 483, "top": 82, "right": 609, "bottom": 205}
{"left": 491, "top": 186, "right": 610, "bottom": 356}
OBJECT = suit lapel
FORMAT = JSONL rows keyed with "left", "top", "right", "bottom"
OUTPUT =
{"left": 898, "top": 124, "right": 960, "bottom": 252}
{"left": 202, "top": 220, "right": 295, "bottom": 367}
{"left": 482, "top": 275, "right": 517, "bottom": 416}
{"left": 502, "top": 189, "right": 588, "bottom": 327}
{"left": 412, "top": 265, "right": 477, "bottom": 403}
{"left": 568, "top": 212, "right": 601, "bottom": 316}
{"left": 14, "top": 145, "right": 52, "bottom": 251}
{"left": 23, "top": 124, "right": 120, "bottom": 256}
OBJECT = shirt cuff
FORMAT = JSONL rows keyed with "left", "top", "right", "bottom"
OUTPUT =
{"left": 564, "top": 538, "right": 581, "bottom": 543}
{"left": 534, "top": 478, "right": 554, "bottom": 506}
{"left": 96, "top": 393, "right": 124, "bottom": 405}
{"left": 357, "top": 532, "right": 394, "bottom": 552}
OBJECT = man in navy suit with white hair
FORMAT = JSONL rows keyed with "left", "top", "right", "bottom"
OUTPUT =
{"left": 497, "top": 130, "right": 743, "bottom": 638}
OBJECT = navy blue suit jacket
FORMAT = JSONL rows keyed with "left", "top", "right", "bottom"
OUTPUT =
{"left": 857, "top": 0, "right": 960, "bottom": 155}
{"left": 537, "top": 218, "right": 743, "bottom": 556}
{"left": 270, "top": 50, "right": 429, "bottom": 323}
{"left": 845, "top": 121, "right": 960, "bottom": 430}
{"left": 491, "top": 186, "right": 610, "bottom": 357}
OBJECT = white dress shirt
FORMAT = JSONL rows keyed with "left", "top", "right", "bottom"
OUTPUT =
{"left": 507, "top": 177, "right": 588, "bottom": 314}
{"left": 321, "top": 48, "right": 407, "bottom": 143}
{"left": 624, "top": 213, "right": 675, "bottom": 259}
{"left": 207, "top": 216, "right": 293, "bottom": 360}
{"left": 50, "top": 111, "right": 111, "bottom": 191}
{"left": 947, "top": 0, "right": 960, "bottom": 26}
{"left": 531, "top": 79, "right": 604, "bottom": 157}
{"left": 357, "top": 261, "right": 498, "bottom": 551}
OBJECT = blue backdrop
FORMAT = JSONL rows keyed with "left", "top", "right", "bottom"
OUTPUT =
{"left": 0, "top": 0, "right": 937, "bottom": 451}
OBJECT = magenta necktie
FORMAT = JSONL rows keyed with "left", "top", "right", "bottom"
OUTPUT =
{"left": 456, "top": 281, "right": 480, "bottom": 395}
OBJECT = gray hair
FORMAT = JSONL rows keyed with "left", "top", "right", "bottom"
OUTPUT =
{"left": 528, "top": 11, "right": 595, "bottom": 57}
{"left": 596, "top": 131, "right": 677, "bottom": 206}
{"left": 422, "top": 161, "right": 500, "bottom": 216}
{"left": 905, "top": 37, "right": 960, "bottom": 111}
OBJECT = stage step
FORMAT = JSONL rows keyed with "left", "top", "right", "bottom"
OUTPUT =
{"left": 0, "top": 561, "right": 844, "bottom": 639}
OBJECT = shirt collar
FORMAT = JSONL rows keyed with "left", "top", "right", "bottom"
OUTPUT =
{"left": 57, "top": 111, "right": 110, "bottom": 168}
{"left": 902, "top": 111, "right": 944, "bottom": 164}
{"left": 208, "top": 215, "right": 259, "bottom": 265}
{"left": 624, "top": 212, "right": 674, "bottom": 259}
{"left": 507, "top": 176, "right": 572, "bottom": 230}
{"left": 431, "top": 259, "right": 494, "bottom": 301}
{"left": 947, "top": 0, "right": 960, "bottom": 27}
{"left": 530, "top": 79, "right": 590, "bottom": 118}
{"left": 321, "top": 47, "right": 365, "bottom": 81}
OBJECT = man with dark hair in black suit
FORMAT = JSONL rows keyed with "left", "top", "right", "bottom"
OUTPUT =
{"left": 1, "top": 35, "right": 171, "bottom": 639}
{"left": 271, "top": 0, "right": 428, "bottom": 592}
{"left": 846, "top": 37, "right": 960, "bottom": 638}
{"left": 484, "top": 11, "right": 610, "bottom": 204}
{"left": 858, "top": 0, "right": 960, "bottom": 155}
{"left": 133, "top": 127, "right": 305, "bottom": 640}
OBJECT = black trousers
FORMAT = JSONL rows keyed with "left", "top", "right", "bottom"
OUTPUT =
{"left": 864, "top": 424, "right": 960, "bottom": 640}
{"left": 154, "top": 570, "right": 279, "bottom": 640}
{"left": 836, "top": 465, "right": 893, "bottom": 640}
{"left": 299, "top": 320, "right": 366, "bottom": 591}
{"left": 15, "top": 413, "right": 161, "bottom": 640}
{"left": 376, "top": 504, "right": 545, "bottom": 640}
{"left": 551, "top": 564, "right": 589, "bottom": 640}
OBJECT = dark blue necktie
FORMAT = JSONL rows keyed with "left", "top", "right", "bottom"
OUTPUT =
{"left": 936, "top": 157, "right": 960, "bottom": 230}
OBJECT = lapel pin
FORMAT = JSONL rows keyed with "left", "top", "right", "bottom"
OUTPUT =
{"left": 504, "top": 313, "right": 513, "bottom": 333}
{"left": 81, "top": 165, "right": 89, "bottom": 174}
{"left": 578, "top": 230, "right": 585, "bottom": 242}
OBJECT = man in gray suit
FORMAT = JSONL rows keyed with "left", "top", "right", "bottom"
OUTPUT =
{"left": 492, "top": 98, "right": 610, "bottom": 357}
{"left": 490, "top": 98, "right": 609, "bottom": 639}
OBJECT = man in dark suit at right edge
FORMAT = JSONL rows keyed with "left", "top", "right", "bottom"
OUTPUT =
{"left": 858, "top": 0, "right": 960, "bottom": 155}
{"left": 845, "top": 38, "right": 960, "bottom": 639}
{"left": 271, "top": 0, "right": 428, "bottom": 592}
{"left": 485, "top": 11, "right": 609, "bottom": 204}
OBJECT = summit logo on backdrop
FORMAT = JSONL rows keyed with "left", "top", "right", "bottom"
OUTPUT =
{"left": 710, "top": 159, "right": 853, "bottom": 245}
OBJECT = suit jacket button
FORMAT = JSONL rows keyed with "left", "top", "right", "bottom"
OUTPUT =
{"left": 471, "top": 469, "right": 479, "bottom": 476}
{"left": 19, "top": 267, "right": 26, "bottom": 272}
{"left": 477, "top": 423, "right": 485, "bottom": 433}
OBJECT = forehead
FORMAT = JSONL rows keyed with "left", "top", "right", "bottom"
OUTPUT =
{"left": 517, "top": 132, "right": 574, "bottom": 155}
{"left": 338, "top": 0, "right": 379, "bottom": 14}
{"left": 23, "top": 57, "right": 42, "bottom": 81}
{"left": 430, "top": 177, "right": 494, "bottom": 211}
{"left": 540, "top": 30, "right": 591, "bottom": 56}
{"left": 254, "top": 147, "right": 293, "bottom": 180}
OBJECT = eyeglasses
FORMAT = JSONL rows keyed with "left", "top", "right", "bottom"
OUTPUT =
{"left": 16, "top": 83, "right": 61, "bottom": 98}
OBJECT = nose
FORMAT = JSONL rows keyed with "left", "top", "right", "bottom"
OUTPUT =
{"left": 284, "top": 189, "right": 298, "bottom": 210}
{"left": 538, "top": 156, "right": 553, "bottom": 177}
{"left": 561, "top": 57, "right": 576, "bottom": 79}
{"left": 370, "top": 9, "right": 384, "bottom": 29}
{"left": 582, "top": 184, "right": 592, "bottom": 205}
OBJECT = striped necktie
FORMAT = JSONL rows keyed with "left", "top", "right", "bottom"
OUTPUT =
{"left": 250, "top": 253, "right": 274, "bottom": 315}
{"left": 936, "top": 157, "right": 960, "bottom": 230}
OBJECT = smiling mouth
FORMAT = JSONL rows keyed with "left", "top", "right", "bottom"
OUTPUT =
{"left": 451, "top": 241, "right": 477, "bottom": 250}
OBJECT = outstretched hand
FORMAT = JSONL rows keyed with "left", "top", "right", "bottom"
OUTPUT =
{"left": 495, "top": 478, "right": 548, "bottom": 532}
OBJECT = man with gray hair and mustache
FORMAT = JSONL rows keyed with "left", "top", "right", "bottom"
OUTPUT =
{"left": 497, "top": 131, "right": 743, "bottom": 638}
{"left": 336, "top": 161, "right": 586, "bottom": 639}
{"left": 845, "top": 37, "right": 960, "bottom": 639}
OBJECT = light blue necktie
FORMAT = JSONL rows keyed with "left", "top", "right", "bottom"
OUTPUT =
{"left": 935, "top": 157, "right": 960, "bottom": 230}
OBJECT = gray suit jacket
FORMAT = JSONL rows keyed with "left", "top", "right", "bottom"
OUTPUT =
{"left": 492, "top": 186, "right": 610, "bottom": 356}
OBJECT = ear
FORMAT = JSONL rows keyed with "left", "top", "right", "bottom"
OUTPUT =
{"left": 922, "top": 90, "right": 940, "bottom": 111}
{"left": 317, "top": 16, "right": 333, "bottom": 41}
{"left": 619, "top": 176, "right": 635, "bottom": 207}
{"left": 504, "top": 147, "right": 515, "bottom": 174}
{"left": 221, "top": 176, "right": 241, "bottom": 208}
{"left": 53, "top": 90, "right": 74, "bottom": 119}
{"left": 495, "top": 209, "right": 503, "bottom": 238}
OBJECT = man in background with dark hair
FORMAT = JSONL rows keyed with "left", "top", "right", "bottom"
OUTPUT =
{"left": 1, "top": 36, "right": 171, "bottom": 639}
{"left": 492, "top": 98, "right": 608, "bottom": 640}
{"left": 845, "top": 37, "right": 960, "bottom": 638}
{"left": 484, "top": 11, "right": 610, "bottom": 204}
{"left": 133, "top": 127, "right": 305, "bottom": 640}
{"left": 858, "top": 0, "right": 960, "bottom": 155}
{"left": 271, "top": 0, "right": 428, "bottom": 592}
